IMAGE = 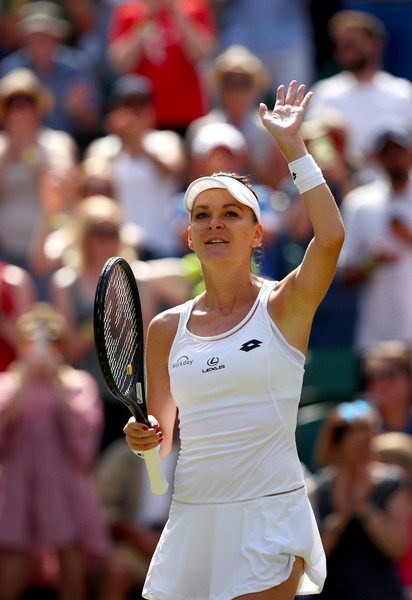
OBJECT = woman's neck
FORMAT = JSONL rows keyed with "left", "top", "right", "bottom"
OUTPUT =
{"left": 200, "top": 270, "right": 260, "bottom": 314}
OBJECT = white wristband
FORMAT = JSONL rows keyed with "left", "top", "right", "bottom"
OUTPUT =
{"left": 288, "top": 154, "right": 325, "bottom": 194}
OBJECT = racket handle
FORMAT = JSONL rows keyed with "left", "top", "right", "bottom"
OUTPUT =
{"left": 142, "top": 447, "right": 169, "bottom": 495}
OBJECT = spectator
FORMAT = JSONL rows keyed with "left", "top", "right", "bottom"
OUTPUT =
{"left": 28, "top": 155, "right": 116, "bottom": 278}
{"left": 48, "top": 195, "right": 139, "bottom": 450}
{"left": 0, "top": 67, "right": 77, "bottom": 296}
{"left": 339, "top": 120, "right": 412, "bottom": 353}
{"left": 85, "top": 74, "right": 187, "bottom": 260}
{"left": 307, "top": 10, "right": 412, "bottom": 176}
{"left": 362, "top": 340, "right": 412, "bottom": 435}
{"left": 215, "top": 0, "right": 315, "bottom": 92}
{"left": 308, "top": 399, "right": 410, "bottom": 600}
{"left": 300, "top": 107, "right": 363, "bottom": 202}
{"left": 0, "top": 2, "right": 21, "bottom": 60}
{"left": 106, "top": 0, "right": 217, "bottom": 135}
{"left": 340, "top": 1, "right": 412, "bottom": 81}
{"left": 61, "top": 0, "right": 111, "bottom": 77}
{"left": 0, "top": 1, "right": 103, "bottom": 151}
{"left": 373, "top": 431, "right": 412, "bottom": 600}
{"left": 0, "top": 261, "right": 36, "bottom": 372}
{"left": 186, "top": 44, "right": 289, "bottom": 190}
{"left": 0, "top": 302, "right": 110, "bottom": 600}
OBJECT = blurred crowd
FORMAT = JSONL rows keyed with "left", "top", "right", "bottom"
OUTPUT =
{"left": 2, "top": 1, "right": 412, "bottom": 599}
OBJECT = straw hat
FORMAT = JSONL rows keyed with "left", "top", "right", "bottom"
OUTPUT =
{"left": 372, "top": 432, "right": 412, "bottom": 474}
{"left": 18, "top": 1, "right": 70, "bottom": 38}
{"left": 0, "top": 67, "right": 54, "bottom": 119}
{"left": 211, "top": 45, "right": 270, "bottom": 92}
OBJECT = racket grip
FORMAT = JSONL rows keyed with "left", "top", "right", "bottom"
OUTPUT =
{"left": 142, "top": 447, "right": 169, "bottom": 495}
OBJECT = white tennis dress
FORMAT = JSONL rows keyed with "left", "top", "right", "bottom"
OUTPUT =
{"left": 143, "top": 279, "right": 326, "bottom": 600}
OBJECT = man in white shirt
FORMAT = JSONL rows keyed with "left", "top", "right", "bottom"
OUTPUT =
{"left": 85, "top": 74, "right": 186, "bottom": 259}
{"left": 339, "top": 120, "right": 412, "bottom": 353}
{"left": 307, "top": 10, "right": 412, "bottom": 172}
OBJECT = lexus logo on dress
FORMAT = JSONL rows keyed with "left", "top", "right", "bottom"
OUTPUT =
{"left": 202, "top": 356, "right": 226, "bottom": 373}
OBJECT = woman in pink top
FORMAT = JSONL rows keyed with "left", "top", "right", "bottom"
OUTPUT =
{"left": 0, "top": 303, "right": 110, "bottom": 600}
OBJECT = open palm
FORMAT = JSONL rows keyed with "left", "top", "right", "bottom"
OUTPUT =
{"left": 259, "top": 80, "right": 312, "bottom": 142}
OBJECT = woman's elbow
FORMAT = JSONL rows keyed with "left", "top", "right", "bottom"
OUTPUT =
{"left": 321, "top": 223, "right": 345, "bottom": 252}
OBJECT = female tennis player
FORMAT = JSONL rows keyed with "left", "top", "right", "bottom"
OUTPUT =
{"left": 124, "top": 80, "right": 345, "bottom": 599}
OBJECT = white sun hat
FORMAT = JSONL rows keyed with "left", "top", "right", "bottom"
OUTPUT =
{"left": 183, "top": 175, "right": 261, "bottom": 224}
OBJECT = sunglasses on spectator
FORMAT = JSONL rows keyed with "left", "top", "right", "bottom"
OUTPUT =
{"left": 5, "top": 93, "right": 37, "bottom": 110}
{"left": 221, "top": 75, "right": 254, "bottom": 90}
{"left": 89, "top": 226, "right": 119, "bottom": 239}
{"left": 366, "top": 368, "right": 401, "bottom": 381}
{"left": 116, "top": 96, "right": 150, "bottom": 111}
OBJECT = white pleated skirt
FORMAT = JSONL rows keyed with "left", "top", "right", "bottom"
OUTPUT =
{"left": 143, "top": 486, "right": 326, "bottom": 600}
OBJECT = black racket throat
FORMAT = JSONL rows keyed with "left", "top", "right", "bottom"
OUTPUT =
{"left": 94, "top": 256, "right": 149, "bottom": 426}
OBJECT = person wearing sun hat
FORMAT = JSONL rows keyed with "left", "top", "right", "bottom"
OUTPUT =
{"left": 0, "top": 1, "right": 102, "bottom": 149}
{"left": 0, "top": 67, "right": 76, "bottom": 297}
{"left": 17, "top": 1, "right": 71, "bottom": 39}
{"left": 185, "top": 44, "right": 290, "bottom": 190}
{"left": 211, "top": 44, "right": 270, "bottom": 94}
{"left": 0, "top": 66, "right": 54, "bottom": 119}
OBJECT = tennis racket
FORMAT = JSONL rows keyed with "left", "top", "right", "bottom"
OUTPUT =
{"left": 94, "top": 256, "right": 169, "bottom": 495}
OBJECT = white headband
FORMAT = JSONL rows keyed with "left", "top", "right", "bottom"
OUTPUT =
{"left": 183, "top": 175, "right": 261, "bottom": 224}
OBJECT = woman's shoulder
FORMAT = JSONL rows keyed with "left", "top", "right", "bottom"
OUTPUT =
{"left": 149, "top": 302, "right": 189, "bottom": 339}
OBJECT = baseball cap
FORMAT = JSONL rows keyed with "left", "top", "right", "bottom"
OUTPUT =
{"left": 184, "top": 175, "right": 261, "bottom": 224}
{"left": 372, "top": 121, "right": 412, "bottom": 153}
{"left": 109, "top": 75, "right": 153, "bottom": 105}
{"left": 191, "top": 122, "right": 247, "bottom": 157}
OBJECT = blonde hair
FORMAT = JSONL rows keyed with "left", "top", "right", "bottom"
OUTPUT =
{"left": 61, "top": 195, "right": 136, "bottom": 270}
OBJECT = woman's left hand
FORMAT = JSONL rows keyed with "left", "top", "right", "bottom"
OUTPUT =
{"left": 259, "top": 80, "right": 312, "bottom": 161}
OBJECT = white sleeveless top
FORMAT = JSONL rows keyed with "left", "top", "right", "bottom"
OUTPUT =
{"left": 169, "top": 279, "right": 306, "bottom": 504}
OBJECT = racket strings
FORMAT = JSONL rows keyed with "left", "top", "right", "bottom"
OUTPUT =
{"left": 103, "top": 265, "right": 140, "bottom": 395}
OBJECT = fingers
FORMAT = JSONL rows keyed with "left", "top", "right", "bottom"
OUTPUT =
{"left": 301, "top": 90, "right": 313, "bottom": 111}
{"left": 295, "top": 83, "right": 305, "bottom": 105}
{"left": 275, "top": 84, "right": 285, "bottom": 106}
{"left": 275, "top": 80, "right": 311, "bottom": 107}
{"left": 258, "top": 102, "right": 268, "bottom": 122}
{"left": 124, "top": 416, "right": 164, "bottom": 452}
{"left": 284, "top": 80, "right": 297, "bottom": 105}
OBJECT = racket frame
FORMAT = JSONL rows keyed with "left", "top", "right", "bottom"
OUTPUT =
{"left": 94, "top": 256, "right": 148, "bottom": 425}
